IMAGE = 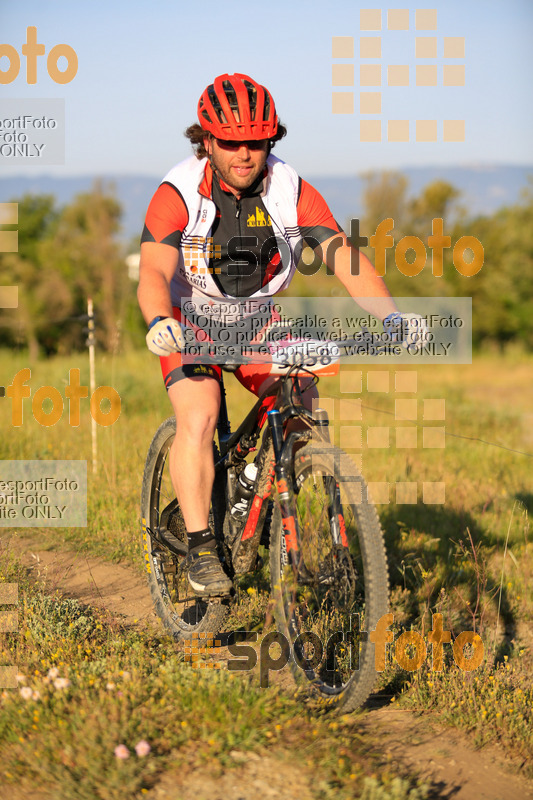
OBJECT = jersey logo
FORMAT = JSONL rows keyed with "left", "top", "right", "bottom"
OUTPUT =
{"left": 247, "top": 207, "right": 272, "bottom": 227}
{"left": 190, "top": 365, "right": 217, "bottom": 379}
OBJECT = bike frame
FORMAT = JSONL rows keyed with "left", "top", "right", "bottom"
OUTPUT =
{"left": 214, "top": 366, "right": 337, "bottom": 577}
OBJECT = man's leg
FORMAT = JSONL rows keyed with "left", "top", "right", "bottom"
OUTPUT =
{"left": 167, "top": 375, "right": 232, "bottom": 595}
{"left": 167, "top": 376, "right": 220, "bottom": 530}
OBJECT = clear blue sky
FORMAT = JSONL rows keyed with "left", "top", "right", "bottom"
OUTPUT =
{"left": 1, "top": 0, "right": 532, "bottom": 178}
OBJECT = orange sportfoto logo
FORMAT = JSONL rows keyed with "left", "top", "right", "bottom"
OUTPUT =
{"left": 0, "top": 27, "right": 78, "bottom": 85}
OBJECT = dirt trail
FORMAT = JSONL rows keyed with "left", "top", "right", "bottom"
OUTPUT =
{"left": 360, "top": 709, "right": 532, "bottom": 800}
{"left": 3, "top": 531, "right": 158, "bottom": 630}
{"left": 2, "top": 531, "right": 532, "bottom": 800}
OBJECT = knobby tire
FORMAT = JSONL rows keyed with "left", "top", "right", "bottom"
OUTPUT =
{"left": 140, "top": 416, "right": 228, "bottom": 641}
{"left": 269, "top": 442, "right": 389, "bottom": 712}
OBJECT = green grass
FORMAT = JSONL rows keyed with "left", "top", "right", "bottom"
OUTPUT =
{"left": 397, "top": 652, "right": 532, "bottom": 764}
{"left": 0, "top": 552, "right": 429, "bottom": 800}
{"left": 1, "top": 347, "right": 532, "bottom": 788}
{"left": 1, "top": 348, "right": 531, "bottom": 638}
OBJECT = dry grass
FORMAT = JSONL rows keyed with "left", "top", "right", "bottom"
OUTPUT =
{"left": 1, "top": 347, "right": 532, "bottom": 791}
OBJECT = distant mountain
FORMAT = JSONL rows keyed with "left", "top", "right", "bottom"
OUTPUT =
{"left": 311, "top": 165, "right": 532, "bottom": 227}
{"left": 1, "top": 165, "right": 531, "bottom": 245}
{"left": 0, "top": 175, "right": 160, "bottom": 248}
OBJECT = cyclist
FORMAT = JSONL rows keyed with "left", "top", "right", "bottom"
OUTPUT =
{"left": 138, "top": 72, "right": 425, "bottom": 597}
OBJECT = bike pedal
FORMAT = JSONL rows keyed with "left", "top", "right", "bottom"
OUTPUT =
{"left": 202, "top": 589, "right": 234, "bottom": 601}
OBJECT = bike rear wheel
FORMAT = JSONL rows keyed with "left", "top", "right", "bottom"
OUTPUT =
{"left": 140, "top": 416, "right": 228, "bottom": 641}
{"left": 269, "top": 442, "right": 389, "bottom": 712}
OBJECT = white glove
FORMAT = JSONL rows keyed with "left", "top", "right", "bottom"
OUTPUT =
{"left": 383, "top": 312, "right": 430, "bottom": 352}
{"left": 146, "top": 317, "right": 185, "bottom": 356}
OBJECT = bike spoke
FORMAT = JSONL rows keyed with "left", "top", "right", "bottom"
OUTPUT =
{"left": 271, "top": 444, "right": 388, "bottom": 708}
{"left": 141, "top": 418, "right": 228, "bottom": 638}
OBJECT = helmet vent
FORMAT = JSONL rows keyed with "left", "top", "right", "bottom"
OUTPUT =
{"left": 207, "top": 85, "right": 226, "bottom": 123}
{"left": 243, "top": 79, "right": 258, "bottom": 120}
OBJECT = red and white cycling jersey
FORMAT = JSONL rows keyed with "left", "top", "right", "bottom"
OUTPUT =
{"left": 142, "top": 154, "right": 341, "bottom": 321}
{"left": 142, "top": 153, "right": 343, "bottom": 391}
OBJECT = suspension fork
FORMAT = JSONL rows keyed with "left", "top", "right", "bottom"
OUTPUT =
{"left": 312, "top": 407, "right": 349, "bottom": 550}
{"left": 267, "top": 409, "right": 302, "bottom": 571}
{"left": 323, "top": 476, "right": 349, "bottom": 548}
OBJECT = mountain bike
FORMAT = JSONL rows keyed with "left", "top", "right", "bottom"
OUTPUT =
{"left": 140, "top": 335, "right": 389, "bottom": 711}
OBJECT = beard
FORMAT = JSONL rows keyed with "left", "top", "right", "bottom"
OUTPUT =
{"left": 209, "top": 149, "right": 268, "bottom": 193}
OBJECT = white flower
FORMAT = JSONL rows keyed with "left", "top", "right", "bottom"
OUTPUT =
{"left": 135, "top": 740, "right": 151, "bottom": 757}
{"left": 53, "top": 677, "right": 71, "bottom": 690}
{"left": 32, "top": 691, "right": 41, "bottom": 701}
{"left": 114, "top": 744, "right": 130, "bottom": 760}
{"left": 20, "top": 686, "right": 33, "bottom": 700}
{"left": 47, "top": 667, "right": 59, "bottom": 680}
{"left": 106, "top": 682, "right": 116, "bottom": 691}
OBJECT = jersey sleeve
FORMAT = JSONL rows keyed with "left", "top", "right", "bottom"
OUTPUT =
{"left": 140, "top": 181, "right": 189, "bottom": 249}
{"left": 296, "top": 179, "right": 343, "bottom": 245}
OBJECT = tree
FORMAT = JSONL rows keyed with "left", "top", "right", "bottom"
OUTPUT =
{"left": 38, "top": 181, "right": 132, "bottom": 353}
{"left": 357, "top": 169, "right": 533, "bottom": 349}
{"left": 0, "top": 194, "right": 61, "bottom": 358}
{"left": 0, "top": 184, "right": 141, "bottom": 355}
{"left": 359, "top": 173, "right": 456, "bottom": 298}
{"left": 407, "top": 179, "right": 460, "bottom": 238}
{"left": 449, "top": 191, "right": 533, "bottom": 349}
{"left": 360, "top": 170, "right": 409, "bottom": 243}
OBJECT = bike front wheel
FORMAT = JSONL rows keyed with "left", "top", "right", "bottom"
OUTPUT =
{"left": 140, "top": 416, "right": 228, "bottom": 641}
{"left": 269, "top": 442, "right": 389, "bottom": 712}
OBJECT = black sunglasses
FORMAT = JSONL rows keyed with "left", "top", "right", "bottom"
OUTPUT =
{"left": 215, "top": 138, "right": 268, "bottom": 151}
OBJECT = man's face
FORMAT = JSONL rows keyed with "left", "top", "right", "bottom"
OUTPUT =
{"left": 205, "top": 137, "right": 269, "bottom": 196}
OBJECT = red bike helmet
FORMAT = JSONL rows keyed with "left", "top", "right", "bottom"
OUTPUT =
{"left": 198, "top": 73, "right": 278, "bottom": 140}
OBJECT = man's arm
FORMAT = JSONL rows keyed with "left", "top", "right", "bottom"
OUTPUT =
{"left": 137, "top": 241, "right": 180, "bottom": 324}
{"left": 315, "top": 232, "right": 398, "bottom": 321}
